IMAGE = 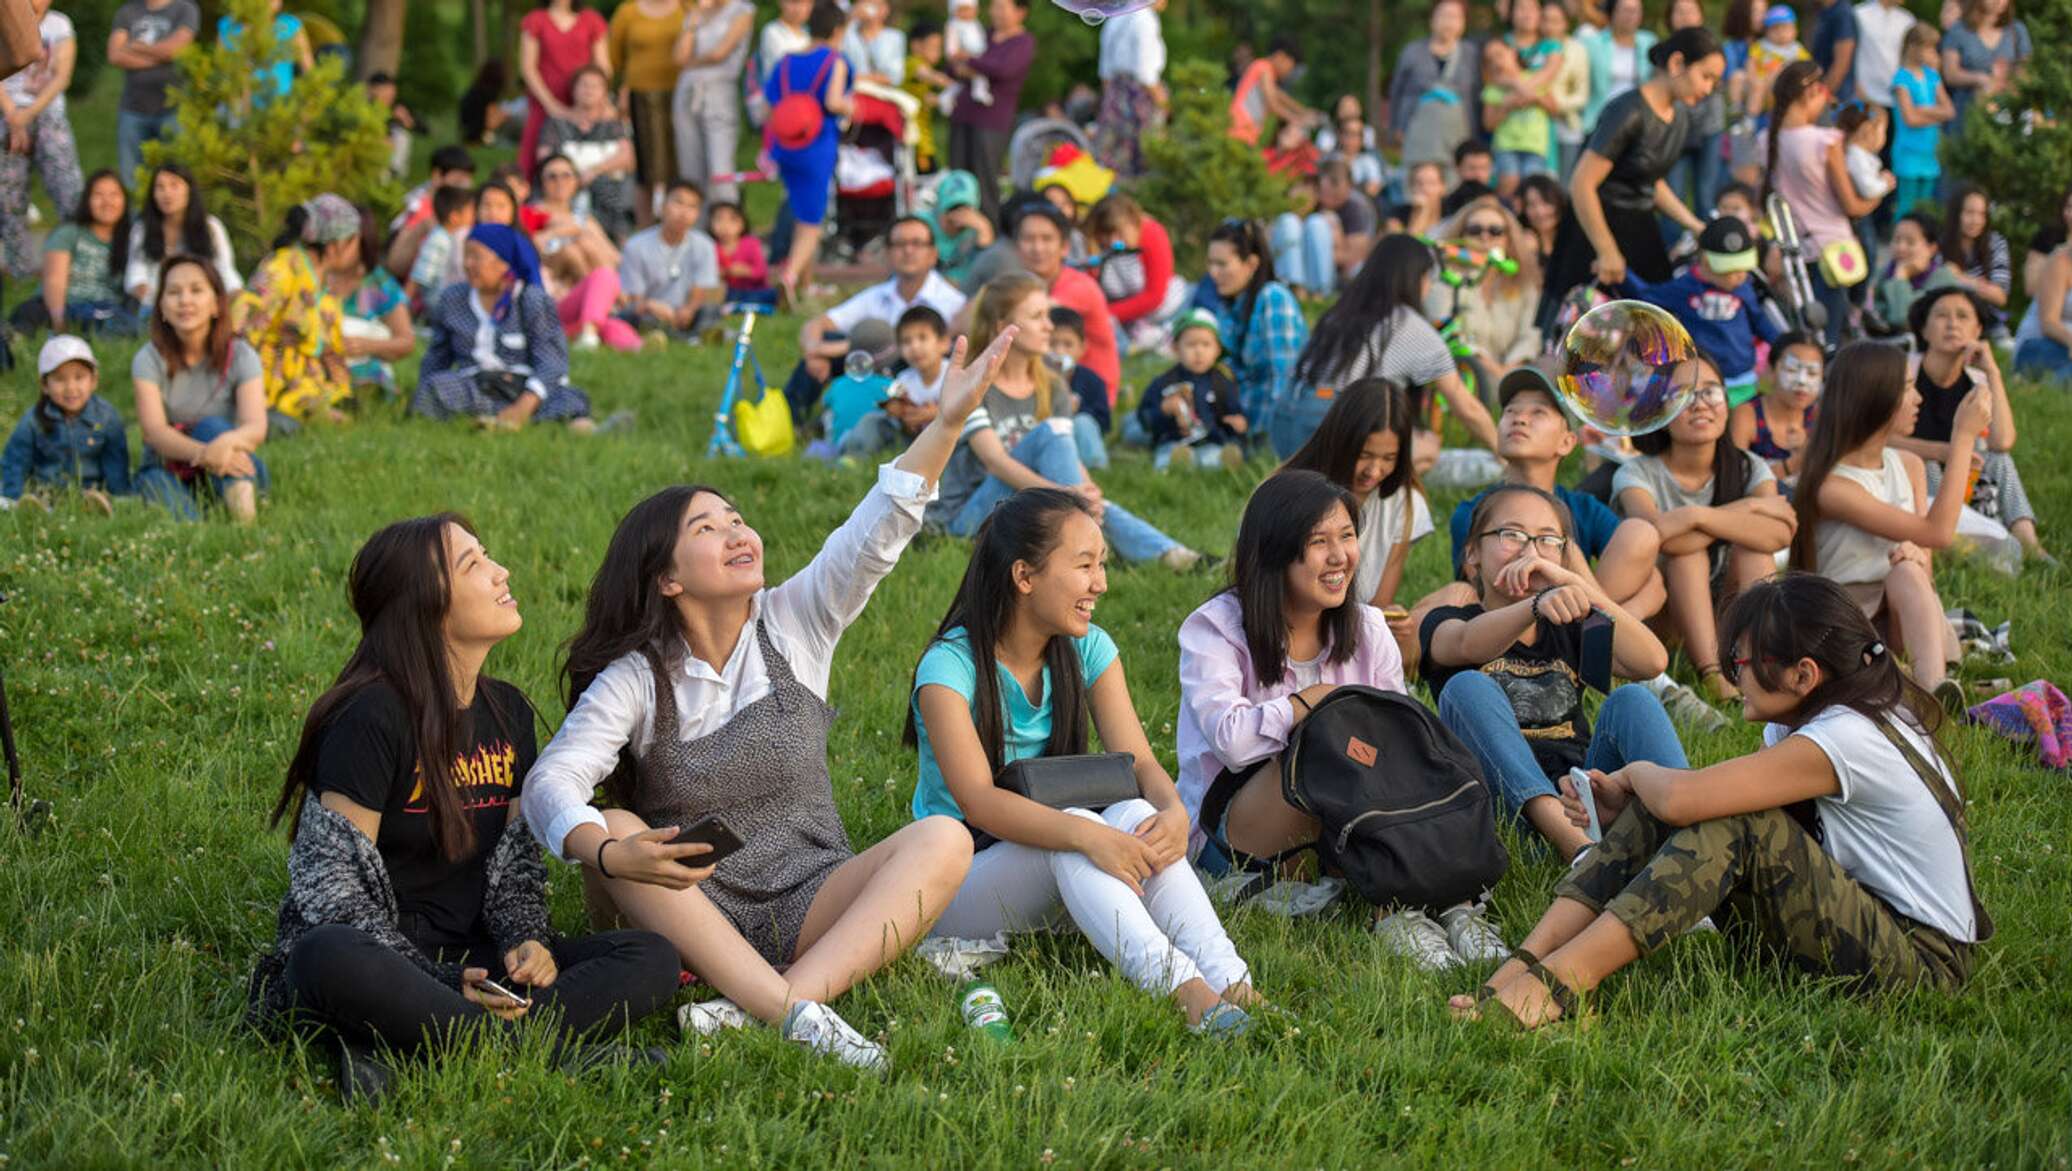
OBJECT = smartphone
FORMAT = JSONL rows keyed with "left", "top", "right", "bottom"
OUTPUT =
{"left": 1568, "top": 767, "right": 1602, "bottom": 843}
{"left": 474, "top": 976, "right": 531, "bottom": 1007}
{"left": 673, "top": 815, "right": 747, "bottom": 868}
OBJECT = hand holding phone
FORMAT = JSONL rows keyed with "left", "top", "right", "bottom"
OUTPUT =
{"left": 473, "top": 976, "right": 531, "bottom": 1007}
{"left": 1567, "top": 767, "right": 1602, "bottom": 842}
{"left": 674, "top": 815, "right": 747, "bottom": 868}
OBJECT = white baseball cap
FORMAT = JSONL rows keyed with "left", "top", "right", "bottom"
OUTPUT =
{"left": 37, "top": 334, "right": 97, "bottom": 379}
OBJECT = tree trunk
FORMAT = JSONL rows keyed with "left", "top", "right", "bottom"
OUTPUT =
{"left": 356, "top": 0, "right": 406, "bottom": 79}
{"left": 471, "top": 0, "right": 490, "bottom": 67}
{"left": 1367, "top": 0, "right": 1384, "bottom": 132}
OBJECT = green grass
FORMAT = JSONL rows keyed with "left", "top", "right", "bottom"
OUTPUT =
{"left": 2, "top": 66, "right": 2070, "bottom": 1171}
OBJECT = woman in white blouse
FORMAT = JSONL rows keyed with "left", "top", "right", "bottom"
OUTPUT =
{"left": 125, "top": 163, "right": 242, "bottom": 309}
{"left": 521, "top": 326, "right": 1015, "bottom": 1072}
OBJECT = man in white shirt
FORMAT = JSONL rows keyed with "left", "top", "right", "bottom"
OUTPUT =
{"left": 1093, "top": 0, "right": 1167, "bottom": 179}
{"left": 781, "top": 216, "right": 968, "bottom": 423}
{"left": 616, "top": 179, "right": 723, "bottom": 340}
{"left": 1851, "top": 0, "right": 1917, "bottom": 110}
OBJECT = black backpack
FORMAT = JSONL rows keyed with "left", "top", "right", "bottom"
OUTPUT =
{"left": 1281, "top": 686, "right": 1508, "bottom": 911}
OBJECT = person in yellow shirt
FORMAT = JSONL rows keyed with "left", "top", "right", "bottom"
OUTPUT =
{"left": 233, "top": 196, "right": 358, "bottom": 425}
{"left": 610, "top": 0, "right": 687, "bottom": 228}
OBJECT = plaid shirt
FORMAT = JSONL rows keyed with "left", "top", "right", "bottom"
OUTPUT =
{"left": 1194, "top": 278, "right": 1309, "bottom": 423}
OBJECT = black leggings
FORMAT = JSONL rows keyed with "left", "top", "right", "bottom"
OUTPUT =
{"left": 283, "top": 925, "right": 680, "bottom": 1057}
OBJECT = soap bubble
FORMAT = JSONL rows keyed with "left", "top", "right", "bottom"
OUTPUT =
{"left": 844, "top": 349, "right": 877, "bottom": 379}
{"left": 1553, "top": 300, "right": 1699, "bottom": 437}
{"left": 1049, "top": 0, "right": 1156, "bottom": 26}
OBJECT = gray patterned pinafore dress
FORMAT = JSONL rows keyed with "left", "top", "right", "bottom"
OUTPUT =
{"left": 635, "top": 620, "right": 853, "bottom": 965}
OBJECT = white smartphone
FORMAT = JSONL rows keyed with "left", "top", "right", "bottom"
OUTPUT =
{"left": 473, "top": 977, "right": 531, "bottom": 1007}
{"left": 1568, "top": 767, "right": 1602, "bottom": 843}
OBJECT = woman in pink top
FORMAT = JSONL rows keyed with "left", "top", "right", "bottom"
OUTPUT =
{"left": 520, "top": 2, "right": 613, "bottom": 181}
{"left": 1763, "top": 60, "right": 1884, "bottom": 345}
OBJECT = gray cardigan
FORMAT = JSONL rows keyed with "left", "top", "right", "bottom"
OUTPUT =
{"left": 245, "top": 801, "right": 555, "bottom": 1033}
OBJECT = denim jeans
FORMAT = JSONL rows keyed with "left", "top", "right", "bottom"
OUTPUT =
{"left": 1073, "top": 413, "right": 1109, "bottom": 470}
{"left": 2014, "top": 336, "right": 2072, "bottom": 385}
{"left": 116, "top": 109, "right": 177, "bottom": 185}
{"left": 1438, "top": 674, "right": 1689, "bottom": 821}
{"left": 1665, "top": 133, "right": 1723, "bottom": 220}
{"left": 949, "top": 422, "right": 1178, "bottom": 562}
{"left": 134, "top": 416, "right": 270, "bottom": 522}
{"left": 1269, "top": 212, "right": 1336, "bottom": 298}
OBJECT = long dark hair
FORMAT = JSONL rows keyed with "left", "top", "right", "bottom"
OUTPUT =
{"left": 1789, "top": 342, "right": 1910, "bottom": 573}
{"left": 1760, "top": 61, "right": 1825, "bottom": 210}
{"left": 1207, "top": 218, "right": 1275, "bottom": 348}
{"left": 1631, "top": 351, "right": 1754, "bottom": 506}
{"left": 1225, "top": 471, "right": 1363, "bottom": 688}
{"left": 141, "top": 162, "right": 210, "bottom": 264}
{"left": 1293, "top": 234, "right": 1434, "bottom": 389}
{"left": 561, "top": 484, "right": 730, "bottom": 807}
{"left": 903, "top": 490, "right": 1097, "bottom": 771}
{"left": 1282, "top": 378, "right": 1417, "bottom": 505}
{"left": 149, "top": 255, "right": 235, "bottom": 379}
{"left": 1939, "top": 182, "right": 1992, "bottom": 273}
{"left": 1718, "top": 572, "right": 1944, "bottom": 737}
{"left": 75, "top": 169, "right": 132, "bottom": 277}
{"left": 273, "top": 515, "right": 507, "bottom": 860}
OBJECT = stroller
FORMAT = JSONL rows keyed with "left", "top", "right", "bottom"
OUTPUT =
{"left": 825, "top": 81, "right": 921, "bottom": 261}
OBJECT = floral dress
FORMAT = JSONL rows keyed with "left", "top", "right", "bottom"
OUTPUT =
{"left": 235, "top": 247, "right": 350, "bottom": 420}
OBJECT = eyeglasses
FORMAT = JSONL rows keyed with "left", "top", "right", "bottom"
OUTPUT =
{"left": 1722, "top": 655, "right": 1767, "bottom": 686}
{"left": 1463, "top": 223, "right": 1507, "bottom": 239}
{"left": 1481, "top": 527, "right": 1569, "bottom": 555}
{"left": 889, "top": 236, "right": 934, "bottom": 250}
{"left": 1689, "top": 382, "right": 1727, "bottom": 408}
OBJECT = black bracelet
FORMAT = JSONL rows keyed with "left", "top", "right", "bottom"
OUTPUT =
{"left": 596, "top": 836, "right": 619, "bottom": 879}
{"left": 1530, "top": 587, "right": 1553, "bottom": 624}
{"left": 1290, "top": 692, "right": 1312, "bottom": 714}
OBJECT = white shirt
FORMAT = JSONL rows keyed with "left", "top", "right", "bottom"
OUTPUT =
{"left": 2, "top": 11, "right": 74, "bottom": 115}
{"left": 757, "top": 20, "right": 812, "bottom": 84}
{"left": 1764, "top": 706, "right": 1976, "bottom": 941}
{"left": 1098, "top": 9, "right": 1165, "bottom": 87}
{"left": 522, "top": 464, "right": 936, "bottom": 859}
{"left": 825, "top": 271, "right": 968, "bottom": 333}
{"left": 1353, "top": 484, "right": 1434, "bottom": 607}
{"left": 892, "top": 362, "right": 946, "bottom": 406}
{"left": 1852, "top": 0, "right": 1918, "bottom": 107}
{"left": 124, "top": 216, "right": 244, "bottom": 306}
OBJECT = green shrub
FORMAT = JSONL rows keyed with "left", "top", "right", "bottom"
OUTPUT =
{"left": 1135, "top": 58, "right": 1289, "bottom": 271}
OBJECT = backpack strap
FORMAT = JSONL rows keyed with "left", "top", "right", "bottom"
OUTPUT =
{"left": 1871, "top": 714, "right": 1995, "bottom": 943}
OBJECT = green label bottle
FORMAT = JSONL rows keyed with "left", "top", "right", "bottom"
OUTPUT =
{"left": 959, "top": 980, "right": 1012, "bottom": 1043}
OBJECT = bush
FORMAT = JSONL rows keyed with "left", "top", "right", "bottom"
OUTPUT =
{"left": 1135, "top": 58, "right": 1290, "bottom": 271}
{"left": 142, "top": 0, "right": 396, "bottom": 257}
{"left": 1941, "top": 1, "right": 2072, "bottom": 292}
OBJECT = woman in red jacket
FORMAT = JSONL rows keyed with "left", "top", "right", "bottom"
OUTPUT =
{"left": 1084, "top": 194, "right": 1192, "bottom": 355}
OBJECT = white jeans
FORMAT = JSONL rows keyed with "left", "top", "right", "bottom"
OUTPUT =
{"left": 929, "top": 799, "right": 1251, "bottom": 995}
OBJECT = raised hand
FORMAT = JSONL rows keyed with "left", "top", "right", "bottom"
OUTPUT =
{"left": 935, "top": 326, "right": 1020, "bottom": 430}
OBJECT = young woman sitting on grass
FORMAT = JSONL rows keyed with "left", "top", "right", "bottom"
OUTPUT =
{"left": 1614, "top": 351, "right": 1796, "bottom": 703}
{"left": 1453, "top": 573, "right": 1989, "bottom": 1029}
{"left": 910, "top": 488, "right": 1265, "bottom": 1037}
{"left": 519, "top": 328, "right": 1015, "bottom": 1072}
{"left": 1175, "top": 471, "right": 1506, "bottom": 969}
{"left": 1788, "top": 342, "right": 1987, "bottom": 708}
{"left": 130, "top": 256, "right": 269, "bottom": 524}
{"left": 1421, "top": 484, "right": 1678, "bottom": 863}
{"left": 248, "top": 515, "right": 680, "bottom": 1104}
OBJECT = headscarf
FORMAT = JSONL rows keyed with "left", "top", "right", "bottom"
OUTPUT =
{"left": 465, "top": 222, "right": 542, "bottom": 320}
{"left": 300, "top": 194, "right": 362, "bottom": 246}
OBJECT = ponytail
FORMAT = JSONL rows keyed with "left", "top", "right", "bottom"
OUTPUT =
{"left": 1761, "top": 61, "right": 1824, "bottom": 210}
{"left": 272, "top": 204, "right": 311, "bottom": 253}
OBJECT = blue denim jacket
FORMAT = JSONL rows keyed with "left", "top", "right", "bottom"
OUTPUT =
{"left": 1, "top": 395, "right": 134, "bottom": 499}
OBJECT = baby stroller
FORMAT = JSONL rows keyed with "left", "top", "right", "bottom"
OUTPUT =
{"left": 826, "top": 81, "right": 921, "bottom": 262}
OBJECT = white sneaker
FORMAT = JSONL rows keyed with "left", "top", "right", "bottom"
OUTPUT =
{"left": 1372, "top": 908, "right": 1461, "bottom": 971}
{"left": 782, "top": 1001, "right": 888, "bottom": 1073}
{"left": 678, "top": 997, "right": 752, "bottom": 1037}
{"left": 1440, "top": 902, "right": 1511, "bottom": 964}
{"left": 574, "top": 324, "right": 602, "bottom": 351}
{"left": 1652, "top": 676, "right": 1729, "bottom": 734}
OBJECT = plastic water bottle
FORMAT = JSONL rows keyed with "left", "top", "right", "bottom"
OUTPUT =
{"left": 959, "top": 980, "right": 1012, "bottom": 1043}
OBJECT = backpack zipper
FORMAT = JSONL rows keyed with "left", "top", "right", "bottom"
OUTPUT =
{"left": 1334, "top": 780, "right": 1480, "bottom": 852}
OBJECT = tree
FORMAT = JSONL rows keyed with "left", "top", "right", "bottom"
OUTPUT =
{"left": 1136, "top": 59, "right": 1290, "bottom": 270}
{"left": 1943, "top": 0, "right": 2072, "bottom": 292}
{"left": 144, "top": 0, "right": 395, "bottom": 257}
{"left": 356, "top": 0, "right": 406, "bottom": 79}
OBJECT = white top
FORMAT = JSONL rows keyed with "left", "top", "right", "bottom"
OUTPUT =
{"left": 124, "top": 216, "right": 244, "bottom": 306}
{"left": 1097, "top": 9, "right": 1165, "bottom": 87}
{"left": 1605, "top": 43, "right": 1641, "bottom": 104}
{"left": 757, "top": 20, "right": 812, "bottom": 84}
{"left": 1845, "top": 143, "right": 1894, "bottom": 200}
{"left": 1814, "top": 447, "right": 1914, "bottom": 584}
{"left": 840, "top": 23, "right": 907, "bottom": 83}
{"left": 825, "top": 271, "right": 968, "bottom": 333}
{"left": 892, "top": 363, "right": 946, "bottom": 406}
{"left": 2, "top": 11, "right": 74, "bottom": 115}
{"left": 946, "top": 17, "right": 986, "bottom": 58}
{"left": 1764, "top": 706, "right": 1976, "bottom": 941}
{"left": 1352, "top": 484, "right": 1434, "bottom": 607}
{"left": 1851, "top": 0, "right": 1919, "bottom": 107}
{"left": 522, "top": 463, "right": 936, "bottom": 859}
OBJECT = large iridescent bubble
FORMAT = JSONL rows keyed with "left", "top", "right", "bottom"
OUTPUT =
{"left": 1554, "top": 300, "right": 1700, "bottom": 437}
{"left": 1049, "top": 0, "right": 1156, "bottom": 26}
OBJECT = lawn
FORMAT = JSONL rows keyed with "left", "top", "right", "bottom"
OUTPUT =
{"left": 3, "top": 64, "right": 2070, "bottom": 1171}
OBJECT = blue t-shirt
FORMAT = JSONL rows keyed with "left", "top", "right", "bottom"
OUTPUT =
{"left": 1891, "top": 66, "right": 1942, "bottom": 179}
{"left": 1450, "top": 482, "right": 1624, "bottom": 569}
{"left": 1810, "top": 3, "right": 1858, "bottom": 102}
{"left": 909, "top": 625, "right": 1120, "bottom": 822}
{"left": 822, "top": 372, "right": 892, "bottom": 443}
{"left": 1620, "top": 268, "right": 1781, "bottom": 380}
{"left": 219, "top": 13, "right": 302, "bottom": 100}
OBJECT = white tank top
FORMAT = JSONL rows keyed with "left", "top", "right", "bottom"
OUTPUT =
{"left": 1814, "top": 448, "right": 1916, "bottom": 584}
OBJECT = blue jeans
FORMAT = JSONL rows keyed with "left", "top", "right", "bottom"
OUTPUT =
{"left": 948, "top": 423, "right": 1178, "bottom": 562}
{"left": 1665, "top": 133, "right": 1723, "bottom": 220}
{"left": 117, "top": 109, "right": 176, "bottom": 185}
{"left": 1438, "top": 674, "right": 1689, "bottom": 822}
{"left": 1073, "top": 413, "right": 1109, "bottom": 470}
{"left": 1270, "top": 212, "right": 1336, "bottom": 298}
{"left": 134, "top": 416, "right": 270, "bottom": 522}
{"left": 2014, "top": 336, "right": 2072, "bottom": 385}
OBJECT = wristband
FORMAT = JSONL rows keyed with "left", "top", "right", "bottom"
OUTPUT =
{"left": 595, "top": 836, "right": 619, "bottom": 879}
{"left": 1290, "top": 692, "right": 1312, "bottom": 715}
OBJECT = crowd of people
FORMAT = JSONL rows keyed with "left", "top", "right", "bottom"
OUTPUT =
{"left": 0, "top": 0, "right": 2054, "bottom": 1109}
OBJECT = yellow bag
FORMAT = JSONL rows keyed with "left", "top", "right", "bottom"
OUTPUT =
{"left": 733, "top": 383, "right": 795, "bottom": 457}
{"left": 1818, "top": 238, "right": 1870, "bottom": 289}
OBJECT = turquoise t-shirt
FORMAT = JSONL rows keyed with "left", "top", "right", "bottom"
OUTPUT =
{"left": 909, "top": 624, "right": 1120, "bottom": 822}
{"left": 1891, "top": 66, "right": 1942, "bottom": 179}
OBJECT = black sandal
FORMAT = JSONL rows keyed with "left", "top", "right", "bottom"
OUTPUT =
{"left": 1471, "top": 947, "right": 1538, "bottom": 1006}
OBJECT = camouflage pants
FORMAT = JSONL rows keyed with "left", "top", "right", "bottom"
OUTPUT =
{"left": 1557, "top": 803, "right": 1971, "bottom": 991}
